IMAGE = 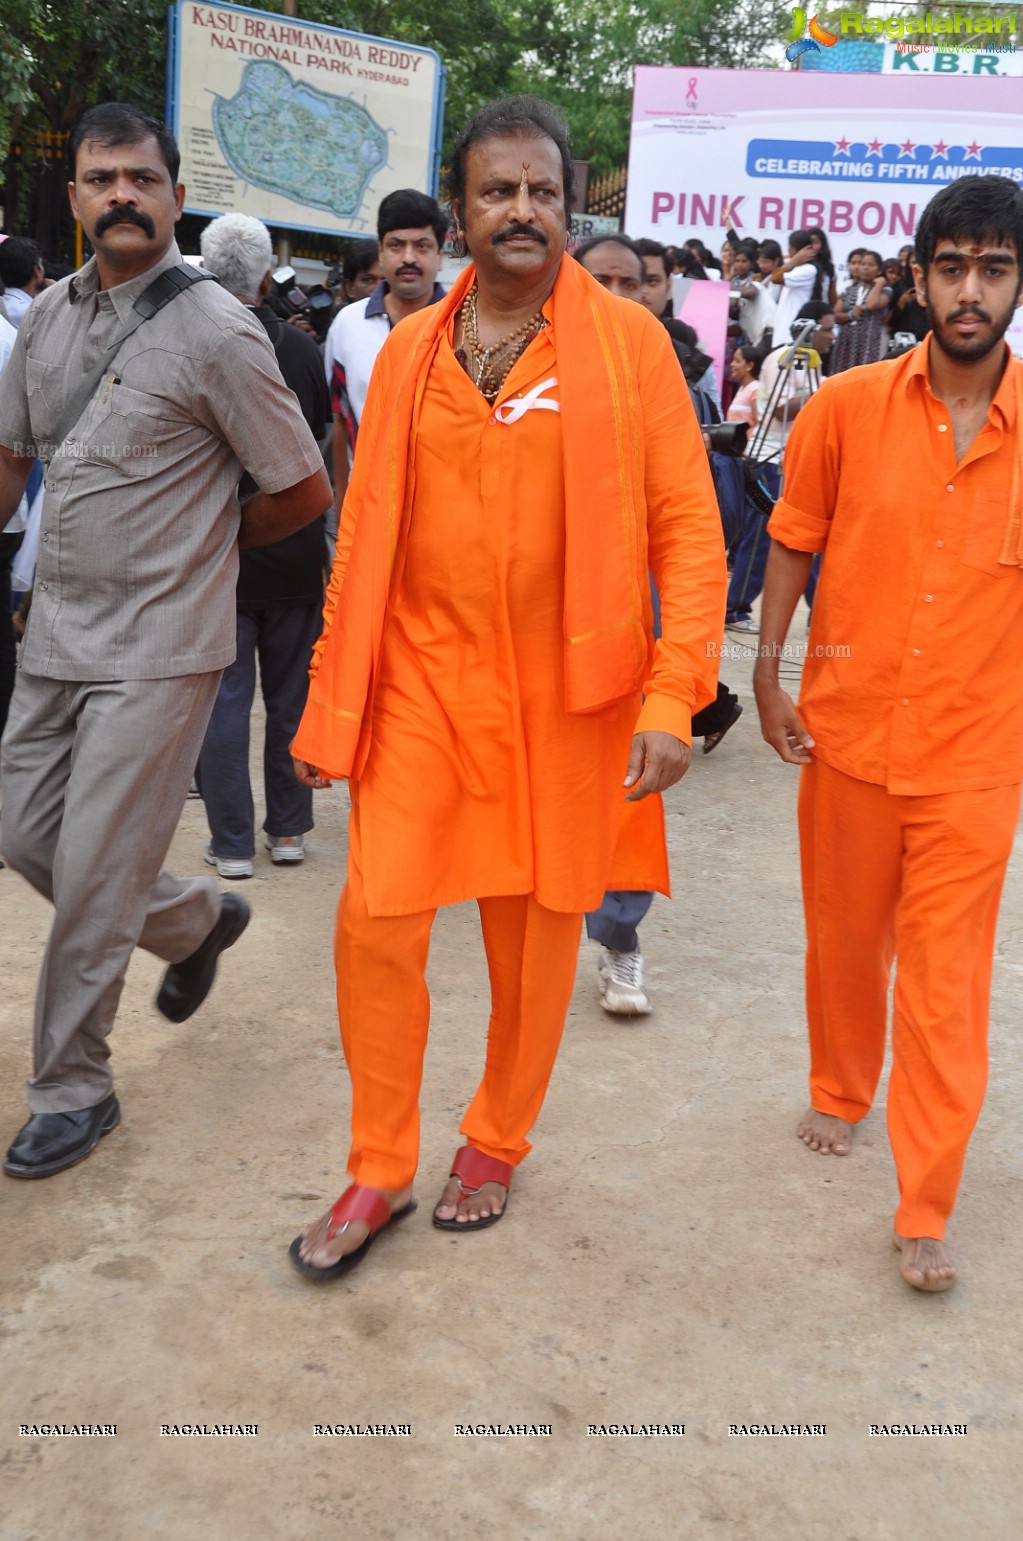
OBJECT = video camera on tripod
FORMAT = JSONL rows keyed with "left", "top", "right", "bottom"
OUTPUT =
{"left": 745, "top": 316, "right": 823, "bottom": 467}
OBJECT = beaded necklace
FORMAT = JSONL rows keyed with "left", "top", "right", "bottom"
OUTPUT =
{"left": 455, "top": 284, "right": 548, "bottom": 403}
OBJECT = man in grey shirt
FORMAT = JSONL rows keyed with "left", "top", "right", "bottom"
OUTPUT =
{"left": 0, "top": 103, "right": 331, "bottom": 1179}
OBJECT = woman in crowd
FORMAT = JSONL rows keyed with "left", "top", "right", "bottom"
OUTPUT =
{"left": 685, "top": 237, "right": 722, "bottom": 277}
{"left": 755, "top": 239, "right": 783, "bottom": 283}
{"left": 806, "top": 227, "right": 838, "bottom": 306}
{"left": 676, "top": 245, "right": 708, "bottom": 279}
{"left": 889, "top": 247, "right": 931, "bottom": 342}
{"left": 726, "top": 344, "right": 761, "bottom": 429}
{"left": 828, "top": 248, "right": 891, "bottom": 373}
{"left": 882, "top": 256, "right": 903, "bottom": 290}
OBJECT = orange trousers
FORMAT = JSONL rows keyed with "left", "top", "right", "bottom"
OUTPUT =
{"left": 798, "top": 759, "right": 1020, "bottom": 1238}
{"left": 335, "top": 801, "right": 583, "bottom": 1190}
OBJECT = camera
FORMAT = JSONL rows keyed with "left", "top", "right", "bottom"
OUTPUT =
{"left": 271, "top": 265, "right": 336, "bottom": 340}
{"left": 886, "top": 331, "right": 919, "bottom": 359}
{"left": 704, "top": 421, "right": 749, "bottom": 457}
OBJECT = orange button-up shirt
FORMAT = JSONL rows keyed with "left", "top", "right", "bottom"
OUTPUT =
{"left": 768, "top": 339, "right": 1023, "bottom": 795}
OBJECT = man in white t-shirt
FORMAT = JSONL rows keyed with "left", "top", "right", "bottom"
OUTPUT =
{"left": 767, "top": 229, "right": 820, "bottom": 349}
{"left": 323, "top": 190, "right": 446, "bottom": 529}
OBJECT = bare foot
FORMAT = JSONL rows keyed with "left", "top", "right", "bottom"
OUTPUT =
{"left": 893, "top": 1233, "right": 957, "bottom": 1293}
{"left": 433, "top": 1177, "right": 507, "bottom": 1225}
{"left": 296, "top": 1184, "right": 414, "bottom": 1269}
{"left": 797, "top": 1107, "right": 852, "bottom": 1155}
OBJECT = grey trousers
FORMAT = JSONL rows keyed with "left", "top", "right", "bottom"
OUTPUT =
{"left": 0, "top": 670, "right": 224, "bottom": 1114}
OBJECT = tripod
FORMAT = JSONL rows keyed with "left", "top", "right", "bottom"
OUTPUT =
{"left": 728, "top": 319, "right": 823, "bottom": 626}
{"left": 746, "top": 317, "right": 823, "bottom": 466}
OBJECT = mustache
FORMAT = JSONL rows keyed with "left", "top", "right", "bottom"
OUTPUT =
{"left": 493, "top": 223, "right": 547, "bottom": 247}
{"left": 94, "top": 206, "right": 156, "bottom": 239}
{"left": 395, "top": 265, "right": 423, "bottom": 276}
{"left": 947, "top": 305, "right": 991, "bottom": 324}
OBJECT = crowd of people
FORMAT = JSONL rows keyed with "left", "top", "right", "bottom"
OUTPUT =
{"left": 1, "top": 93, "right": 1022, "bottom": 1302}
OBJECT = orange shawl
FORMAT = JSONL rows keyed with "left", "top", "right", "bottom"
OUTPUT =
{"left": 293, "top": 256, "right": 656, "bottom": 780}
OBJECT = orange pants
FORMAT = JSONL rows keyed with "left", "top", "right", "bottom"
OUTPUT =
{"left": 798, "top": 759, "right": 1020, "bottom": 1237}
{"left": 335, "top": 802, "right": 583, "bottom": 1190}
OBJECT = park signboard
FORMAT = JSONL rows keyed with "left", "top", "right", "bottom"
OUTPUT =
{"left": 166, "top": 1, "right": 445, "bottom": 237}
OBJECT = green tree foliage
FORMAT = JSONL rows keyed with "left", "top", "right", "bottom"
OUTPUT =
{"left": 3, "top": 0, "right": 789, "bottom": 215}
{"left": 312, "top": 0, "right": 788, "bottom": 172}
{"left": 509, "top": 0, "right": 789, "bottom": 174}
{"left": 3, "top": 1, "right": 168, "bottom": 142}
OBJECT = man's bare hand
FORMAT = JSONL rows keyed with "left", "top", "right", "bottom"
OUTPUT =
{"left": 293, "top": 759, "right": 333, "bottom": 789}
{"left": 753, "top": 679, "right": 815, "bottom": 764}
{"left": 623, "top": 731, "right": 691, "bottom": 802}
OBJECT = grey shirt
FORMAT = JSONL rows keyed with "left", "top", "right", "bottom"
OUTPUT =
{"left": 0, "top": 241, "right": 325, "bottom": 680}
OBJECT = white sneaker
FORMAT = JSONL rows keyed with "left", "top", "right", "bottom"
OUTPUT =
{"left": 726, "top": 615, "right": 759, "bottom": 635}
{"left": 265, "top": 834, "right": 304, "bottom": 864}
{"left": 597, "top": 948, "right": 652, "bottom": 1016}
{"left": 204, "top": 843, "right": 254, "bottom": 880}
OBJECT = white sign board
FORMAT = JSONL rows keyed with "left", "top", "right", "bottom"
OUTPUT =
{"left": 168, "top": 1, "right": 444, "bottom": 237}
{"left": 626, "top": 65, "right": 1023, "bottom": 267}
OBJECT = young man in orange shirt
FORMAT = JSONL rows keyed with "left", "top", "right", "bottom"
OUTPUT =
{"left": 754, "top": 176, "right": 1023, "bottom": 1292}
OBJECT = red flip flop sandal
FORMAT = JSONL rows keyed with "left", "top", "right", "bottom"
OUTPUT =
{"left": 432, "top": 1145, "right": 512, "bottom": 1232}
{"left": 289, "top": 1184, "right": 417, "bottom": 1281}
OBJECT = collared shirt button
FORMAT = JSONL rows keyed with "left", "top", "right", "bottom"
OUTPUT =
{"left": 41, "top": 532, "right": 49, "bottom": 542}
{"left": 946, "top": 483, "right": 954, "bottom": 492}
{"left": 936, "top": 539, "right": 944, "bottom": 548}
{"left": 912, "top": 648, "right": 921, "bottom": 656}
{"left": 924, "top": 594, "right": 933, "bottom": 602}
{"left": 938, "top": 423, "right": 947, "bottom": 432}
{"left": 902, "top": 698, "right": 909, "bottom": 706}
{"left": 38, "top": 581, "right": 48, "bottom": 591}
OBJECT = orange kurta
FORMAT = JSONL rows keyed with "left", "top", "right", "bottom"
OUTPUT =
{"left": 359, "top": 319, "right": 650, "bottom": 914}
{"left": 296, "top": 260, "right": 726, "bottom": 917}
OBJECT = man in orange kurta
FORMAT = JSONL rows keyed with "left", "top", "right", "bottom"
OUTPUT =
{"left": 287, "top": 97, "right": 726, "bottom": 1280}
{"left": 754, "top": 175, "right": 1023, "bottom": 1293}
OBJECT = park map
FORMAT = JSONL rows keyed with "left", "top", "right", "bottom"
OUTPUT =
{"left": 211, "top": 61, "right": 389, "bottom": 220}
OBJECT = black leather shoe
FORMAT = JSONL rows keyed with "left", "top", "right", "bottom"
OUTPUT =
{"left": 4, "top": 1093, "right": 121, "bottom": 1179}
{"left": 156, "top": 893, "right": 251, "bottom": 1023}
{"left": 702, "top": 701, "right": 743, "bottom": 755}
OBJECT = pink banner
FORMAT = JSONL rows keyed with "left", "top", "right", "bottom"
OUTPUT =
{"left": 626, "top": 65, "right": 1023, "bottom": 292}
{"left": 671, "top": 276, "right": 731, "bottom": 396}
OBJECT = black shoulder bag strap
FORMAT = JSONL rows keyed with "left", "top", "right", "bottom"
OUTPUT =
{"left": 47, "top": 264, "right": 216, "bottom": 459}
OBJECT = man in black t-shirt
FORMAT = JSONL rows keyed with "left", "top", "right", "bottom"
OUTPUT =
{"left": 197, "top": 214, "right": 330, "bottom": 877}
